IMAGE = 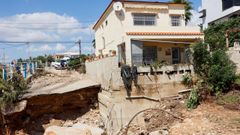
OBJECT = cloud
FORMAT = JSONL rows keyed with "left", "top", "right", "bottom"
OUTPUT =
{"left": 40, "top": 44, "right": 52, "bottom": 51}
{"left": 82, "top": 46, "right": 94, "bottom": 54}
{"left": 0, "top": 12, "right": 93, "bottom": 42}
{"left": 27, "top": 44, "right": 52, "bottom": 52}
{"left": 68, "top": 46, "right": 79, "bottom": 52}
{"left": 55, "top": 43, "right": 66, "bottom": 51}
{"left": 187, "top": 10, "right": 202, "bottom": 27}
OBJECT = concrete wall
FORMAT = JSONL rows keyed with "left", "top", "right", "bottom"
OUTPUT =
{"left": 85, "top": 56, "right": 123, "bottom": 91}
{"left": 86, "top": 57, "right": 192, "bottom": 134}
{"left": 228, "top": 48, "right": 240, "bottom": 73}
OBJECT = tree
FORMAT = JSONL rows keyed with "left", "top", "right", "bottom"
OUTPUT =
{"left": 204, "top": 17, "right": 240, "bottom": 51}
{"left": 171, "top": 0, "right": 193, "bottom": 24}
{"left": 46, "top": 55, "right": 54, "bottom": 63}
{"left": 36, "top": 56, "right": 46, "bottom": 63}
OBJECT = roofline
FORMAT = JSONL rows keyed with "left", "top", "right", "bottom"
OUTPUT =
{"left": 126, "top": 32, "right": 204, "bottom": 36}
{"left": 92, "top": 0, "right": 185, "bottom": 30}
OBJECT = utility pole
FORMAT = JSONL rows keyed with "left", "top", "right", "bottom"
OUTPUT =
{"left": 77, "top": 40, "right": 81, "bottom": 56}
{"left": 26, "top": 42, "right": 30, "bottom": 62}
{"left": 2, "top": 48, "right": 5, "bottom": 65}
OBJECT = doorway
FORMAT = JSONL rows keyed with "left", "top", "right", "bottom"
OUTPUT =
{"left": 172, "top": 47, "right": 180, "bottom": 64}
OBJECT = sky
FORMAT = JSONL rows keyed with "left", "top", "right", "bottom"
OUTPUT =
{"left": 0, "top": 0, "right": 202, "bottom": 62}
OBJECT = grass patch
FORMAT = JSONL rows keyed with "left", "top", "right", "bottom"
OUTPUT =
{"left": 217, "top": 92, "right": 240, "bottom": 105}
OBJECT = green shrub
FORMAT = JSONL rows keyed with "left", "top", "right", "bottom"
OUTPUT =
{"left": 0, "top": 91, "right": 18, "bottom": 107}
{"left": 0, "top": 72, "right": 28, "bottom": 107}
{"left": 192, "top": 42, "right": 211, "bottom": 77}
{"left": 207, "top": 50, "right": 236, "bottom": 93}
{"left": 235, "top": 75, "right": 240, "bottom": 86}
{"left": 150, "top": 60, "right": 164, "bottom": 70}
{"left": 182, "top": 73, "right": 193, "bottom": 87}
{"left": 186, "top": 88, "right": 199, "bottom": 109}
{"left": 192, "top": 42, "right": 236, "bottom": 94}
{"left": 204, "top": 17, "right": 240, "bottom": 51}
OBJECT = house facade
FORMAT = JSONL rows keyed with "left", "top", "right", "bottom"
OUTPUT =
{"left": 93, "top": 0, "right": 203, "bottom": 67}
{"left": 88, "top": 0, "right": 204, "bottom": 133}
{"left": 200, "top": 0, "right": 240, "bottom": 29}
{"left": 53, "top": 52, "right": 80, "bottom": 60}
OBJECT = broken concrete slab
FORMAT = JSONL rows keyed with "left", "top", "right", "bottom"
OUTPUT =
{"left": 24, "top": 79, "right": 100, "bottom": 98}
{"left": 44, "top": 126, "right": 92, "bottom": 135}
{"left": 72, "top": 123, "right": 105, "bottom": 135}
{"left": 44, "top": 124, "right": 105, "bottom": 135}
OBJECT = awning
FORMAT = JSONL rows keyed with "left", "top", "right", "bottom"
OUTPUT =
{"left": 132, "top": 39, "right": 197, "bottom": 45}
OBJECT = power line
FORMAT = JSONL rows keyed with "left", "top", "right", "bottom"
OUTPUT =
{"left": 0, "top": 41, "right": 92, "bottom": 44}
{"left": 0, "top": 21, "right": 95, "bottom": 25}
{"left": 0, "top": 25, "right": 92, "bottom": 30}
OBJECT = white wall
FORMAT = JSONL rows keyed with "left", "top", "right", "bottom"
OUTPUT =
{"left": 201, "top": 0, "right": 240, "bottom": 29}
{"left": 94, "top": 2, "right": 202, "bottom": 65}
{"left": 85, "top": 57, "right": 123, "bottom": 90}
{"left": 228, "top": 49, "right": 240, "bottom": 73}
{"left": 95, "top": 7, "right": 126, "bottom": 56}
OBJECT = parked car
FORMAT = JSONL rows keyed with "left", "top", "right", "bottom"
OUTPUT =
{"left": 51, "top": 57, "right": 70, "bottom": 70}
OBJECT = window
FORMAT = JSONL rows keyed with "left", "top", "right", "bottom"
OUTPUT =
{"left": 222, "top": 0, "right": 240, "bottom": 11}
{"left": 133, "top": 14, "right": 156, "bottom": 26}
{"left": 234, "top": 0, "right": 240, "bottom": 6}
{"left": 143, "top": 46, "right": 157, "bottom": 65}
{"left": 171, "top": 15, "right": 181, "bottom": 26}
{"left": 222, "top": 0, "right": 233, "bottom": 10}
{"left": 105, "top": 20, "right": 108, "bottom": 26}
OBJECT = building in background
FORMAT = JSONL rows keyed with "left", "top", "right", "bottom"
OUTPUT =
{"left": 53, "top": 52, "right": 80, "bottom": 60}
{"left": 200, "top": 0, "right": 240, "bottom": 29}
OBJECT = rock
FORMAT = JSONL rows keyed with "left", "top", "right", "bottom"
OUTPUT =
{"left": 42, "top": 119, "right": 63, "bottom": 129}
{"left": 44, "top": 126, "right": 92, "bottom": 135}
{"left": 63, "top": 120, "right": 74, "bottom": 127}
{"left": 149, "top": 129, "right": 169, "bottom": 135}
{"left": 73, "top": 123, "right": 105, "bottom": 135}
{"left": 1, "top": 100, "right": 27, "bottom": 115}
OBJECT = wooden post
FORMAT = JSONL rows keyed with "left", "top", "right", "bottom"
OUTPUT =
{"left": 225, "top": 33, "right": 229, "bottom": 49}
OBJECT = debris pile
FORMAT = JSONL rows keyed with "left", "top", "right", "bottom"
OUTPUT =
{"left": 15, "top": 109, "right": 104, "bottom": 135}
{"left": 120, "top": 101, "right": 184, "bottom": 135}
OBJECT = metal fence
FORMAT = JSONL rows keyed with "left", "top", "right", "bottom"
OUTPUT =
{"left": 1, "top": 62, "right": 38, "bottom": 81}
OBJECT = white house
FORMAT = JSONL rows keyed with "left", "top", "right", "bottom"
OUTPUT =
{"left": 200, "top": 0, "right": 240, "bottom": 29}
{"left": 93, "top": 0, "right": 203, "bottom": 67}
{"left": 88, "top": 1, "right": 204, "bottom": 133}
{"left": 53, "top": 52, "right": 80, "bottom": 60}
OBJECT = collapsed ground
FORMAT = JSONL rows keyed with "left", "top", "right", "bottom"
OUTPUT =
{"left": 1, "top": 70, "right": 240, "bottom": 135}
{"left": 120, "top": 93, "right": 240, "bottom": 135}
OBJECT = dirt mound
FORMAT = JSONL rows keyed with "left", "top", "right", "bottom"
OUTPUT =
{"left": 119, "top": 99, "right": 240, "bottom": 135}
{"left": 120, "top": 101, "right": 184, "bottom": 135}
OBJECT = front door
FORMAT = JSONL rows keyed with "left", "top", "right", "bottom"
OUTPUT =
{"left": 172, "top": 48, "right": 180, "bottom": 64}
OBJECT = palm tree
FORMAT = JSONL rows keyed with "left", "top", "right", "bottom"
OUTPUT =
{"left": 171, "top": 0, "right": 193, "bottom": 24}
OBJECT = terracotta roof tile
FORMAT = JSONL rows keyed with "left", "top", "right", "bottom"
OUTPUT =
{"left": 126, "top": 32, "right": 204, "bottom": 36}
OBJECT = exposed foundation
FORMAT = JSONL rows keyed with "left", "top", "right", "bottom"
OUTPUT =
{"left": 86, "top": 57, "right": 192, "bottom": 134}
